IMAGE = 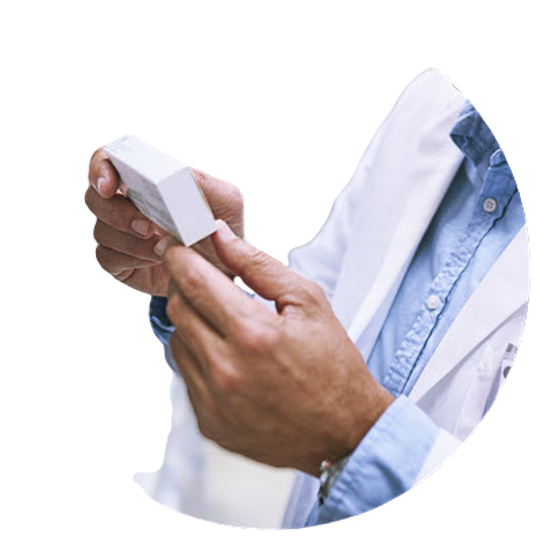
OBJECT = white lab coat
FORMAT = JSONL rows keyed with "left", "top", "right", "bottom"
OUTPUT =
{"left": 138, "top": 68, "right": 529, "bottom": 525}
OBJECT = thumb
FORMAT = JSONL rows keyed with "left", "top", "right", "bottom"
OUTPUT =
{"left": 212, "top": 219, "right": 302, "bottom": 303}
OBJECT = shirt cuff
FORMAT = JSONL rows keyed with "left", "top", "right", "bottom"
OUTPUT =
{"left": 149, "top": 296, "right": 173, "bottom": 344}
{"left": 306, "top": 395, "right": 439, "bottom": 526}
{"left": 149, "top": 296, "right": 180, "bottom": 374}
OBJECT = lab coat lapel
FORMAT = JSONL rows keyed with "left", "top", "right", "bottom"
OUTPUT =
{"left": 345, "top": 81, "right": 466, "bottom": 358}
{"left": 409, "top": 226, "right": 529, "bottom": 403}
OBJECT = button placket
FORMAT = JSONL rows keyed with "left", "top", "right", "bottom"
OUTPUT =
{"left": 383, "top": 149, "right": 517, "bottom": 398}
{"left": 384, "top": 290, "right": 444, "bottom": 395}
{"left": 383, "top": 212, "right": 495, "bottom": 396}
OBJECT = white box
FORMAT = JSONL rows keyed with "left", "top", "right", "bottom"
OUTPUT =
{"left": 104, "top": 135, "right": 216, "bottom": 246}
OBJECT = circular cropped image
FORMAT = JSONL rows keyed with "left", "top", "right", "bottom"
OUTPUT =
{"left": 86, "top": 68, "right": 528, "bottom": 529}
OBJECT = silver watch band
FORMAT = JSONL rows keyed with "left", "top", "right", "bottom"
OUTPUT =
{"left": 318, "top": 455, "right": 349, "bottom": 505}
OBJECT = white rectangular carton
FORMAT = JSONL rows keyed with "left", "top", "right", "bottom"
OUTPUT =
{"left": 104, "top": 135, "right": 216, "bottom": 246}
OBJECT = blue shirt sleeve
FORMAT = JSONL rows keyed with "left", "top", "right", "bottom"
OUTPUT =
{"left": 149, "top": 296, "right": 179, "bottom": 374}
{"left": 306, "top": 395, "right": 438, "bottom": 526}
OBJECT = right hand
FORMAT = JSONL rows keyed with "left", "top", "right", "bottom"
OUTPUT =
{"left": 85, "top": 148, "right": 244, "bottom": 297}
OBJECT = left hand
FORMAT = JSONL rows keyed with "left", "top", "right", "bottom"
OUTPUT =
{"left": 163, "top": 220, "right": 394, "bottom": 476}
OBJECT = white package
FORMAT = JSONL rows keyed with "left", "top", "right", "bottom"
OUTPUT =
{"left": 104, "top": 135, "right": 216, "bottom": 246}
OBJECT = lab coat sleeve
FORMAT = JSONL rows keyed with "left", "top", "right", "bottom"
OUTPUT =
{"left": 305, "top": 396, "right": 461, "bottom": 526}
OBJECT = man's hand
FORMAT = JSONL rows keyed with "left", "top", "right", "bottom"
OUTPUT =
{"left": 85, "top": 148, "right": 244, "bottom": 296}
{"left": 163, "top": 220, "right": 394, "bottom": 476}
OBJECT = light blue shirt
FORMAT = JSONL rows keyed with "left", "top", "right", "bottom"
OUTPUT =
{"left": 149, "top": 102, "right": 525, "bottom": 527}
{"left": 369, "top": 102, "right": 524, "bottom": 396}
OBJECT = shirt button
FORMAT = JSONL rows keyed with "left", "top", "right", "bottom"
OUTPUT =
{"left": 427, "top": 295, "right": 441, "bottom": 310}
{"left": 483, "top": 197, "right": 498, "bottom": 213}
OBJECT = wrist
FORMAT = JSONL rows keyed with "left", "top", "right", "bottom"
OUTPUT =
{"left": 309, "top": 382, "right": 394, "bottom": 477}
{"left": 346, "top": 384, "right": 395, "bottom": 454}
{"left": 305, "top": 379, "right": 394, "bottom": 505}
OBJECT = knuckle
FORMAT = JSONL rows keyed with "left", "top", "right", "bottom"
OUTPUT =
{"left": 300, "top": 280, "right": 325, "bottom": 304}
{"left": 162, "top": 245, "right": 181, "bottom": 269}
{"left": 84, "top": 187, "right": 94, "bottom": 209}
{"left": 236, "top": 322, "right": 275, "bottom": 355}
{"left": 92, "top": 221, "right": 102, "bottom": 243}
{"left": 237, "top": 246, "right": 266, "bottom": 277}
{"left": 95, "top": 245, "right": 107, "bottom": 269}
{"left": 232, "top": 200, "right": 244, "bottom": 219}
{"left": 179, "top": 267, "right": 203, "bottom": 292}
{"left": 92, "top": 219, "right": 110, "bottom": 247}
{"left": 165, "top": 293, "right": 183, "bottom": 322}
{"left": 162, "top": 246, "right": 176, "bottom": 267}
{"left": 310, "top": 281, "right": 325, "bottom": 299}
{"left": 211, "top": 363, "right": 240, "bottom": 393}
{"left": 227, "top": 184, "right": 244, "bottom": 212}
{"left": 95, "top": 246, "right": 122, "bottom": 277}
{"left": 233, "top": 187, "right": 244, "bottom": 208}
{"left": 232, "top": 317, "right": 253, "bottom": 345}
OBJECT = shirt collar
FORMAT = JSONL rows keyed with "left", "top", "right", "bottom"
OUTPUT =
{"left": 450, "top": 101, "right": 500, "bottom": 165}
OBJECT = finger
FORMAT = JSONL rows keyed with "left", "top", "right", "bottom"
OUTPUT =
{"left": 93, "top": 220, "right": 163, "bottom": 262}
{"left": 88, "top": 148, "right": 121, "bottom": 199}
{"left": 169, "top": 330, "right": 204, "bottom": 389}
{"left": 85, "top": 187, "right": 155, "bottom": 239}
{"left": 189, "top": 168, "right": 217, "bottom": 192}
{"left": 169, "top": 332, "right": 212, "bottom": 420}
{"left": 163, "top": 243, "right": 266, "bottom": 335}
{"left": 118, "top": 264, "right": 169, "bottom": 298}
{"left": 167, "top": 283, "right": 225, "bottom": 363}
{"left": 95, "top": 245, "right": 159, "bottom": 276}
{"left": 189, "top": 168, "right": 217, "bottom": 201}
{"left": 211, "top": 219, "right": 304, "bottom": 302}
{"left": 188, "top": 168, "right": 245, "bottom": 238}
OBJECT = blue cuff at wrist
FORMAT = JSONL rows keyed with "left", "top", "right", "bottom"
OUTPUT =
{"left": 148, "top": 296, "right": 173, "bottom": 329}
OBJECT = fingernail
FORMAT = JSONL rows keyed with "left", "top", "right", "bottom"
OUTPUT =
{"left": 154, "top": 238, "right": 169, "bottom": 258}
{"left": 96, "top": 176, "right": 105, "bottom": 195}
{"left": 216, "top": 219, "right": 235, "bottom": 239}
{"left": 131, "top": 219, "right": 150, "bottom": 236}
